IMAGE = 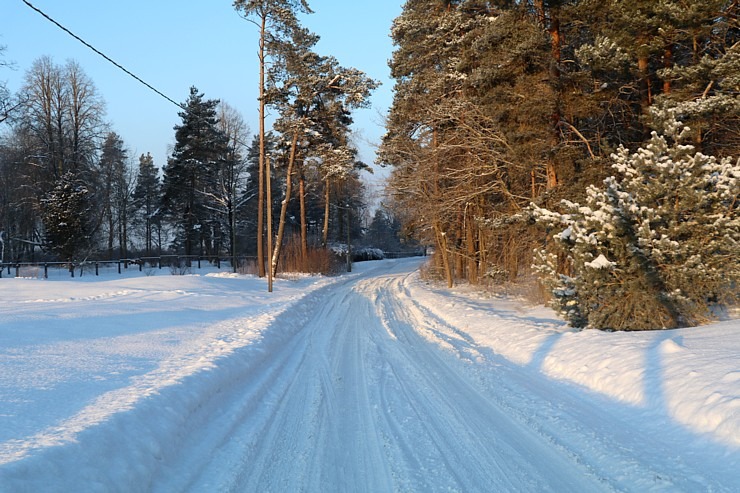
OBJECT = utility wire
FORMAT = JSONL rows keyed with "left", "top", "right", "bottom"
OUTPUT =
{"left": 21, "top": 0, "right": 185, "bottom": 110}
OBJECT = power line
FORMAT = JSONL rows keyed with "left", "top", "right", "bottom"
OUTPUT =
{"left": 21, "top": 0, "right": 185, "bottom": 110}
{"left": 20, "top": 0, "right": 257, "bottom": 153}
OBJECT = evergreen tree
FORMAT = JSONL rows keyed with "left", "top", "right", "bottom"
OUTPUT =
{"left": 533, "top": 118, "right": 740, "bottom": 330}
{"left": 653, "top": 4, "right": 740, "bottom": 157}
{"left": 234, "top": 0, "right": 312, "bottom": 279}
{"left": 98, "top": 132, "right": 129, "bottom": 259}
{"left": 40, "top": 171, "right": 94, "bottom": 268}
{"left": 161, "top": 87, "right": 229, "bottom": 259}
{"left": 132, "top": 152, "right": 161, "bottom": 256}
{"left": 381, "top": 0, "right": 486, "bottom": 286}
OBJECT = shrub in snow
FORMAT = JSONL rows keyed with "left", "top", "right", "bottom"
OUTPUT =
{"left": 533, "top": 121, "right": 739, "bottom": 331}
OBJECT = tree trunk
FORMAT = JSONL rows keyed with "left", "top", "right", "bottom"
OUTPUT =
{"left": 662, "top": 44, "right": 673, "bottom": 95}
{"left": 637, "top": 46, "right": 653, "bottom": 108}
{"left": 229, "top": 202, "right": 237, "bottom": 273}
{"left": 466, "top": 207, "right": 477, "bottom": 284}
{"left": 266, "top": 155, "right": 273, "bottom": 292}
{"left": 298, "top": 166, "right": 308, "bottom": 268}
{"left": 434, "top": 222, "right": 454, "bottom": 288}
{"left": 322, "top": 178, "right": 330, "bottom": 247}
{"left": 547, "top": 6, "right": 561, "bottom": 189}
{"left": 271, "top": 131, "right": 298, "bottom": 277}
{"left": 256, "top": 14, "right": 267, "bottom": 278}
{"left": 107, "top": 210, "right": 114, "bottom": 260}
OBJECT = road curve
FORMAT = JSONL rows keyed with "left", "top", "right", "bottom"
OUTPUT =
{"left": 150, "top": 260, "right": 610, "bottom": 492}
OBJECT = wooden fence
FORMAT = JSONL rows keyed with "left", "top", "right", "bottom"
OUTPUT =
{"left": 0, "top": 255, "right": 252, "bottom": 279}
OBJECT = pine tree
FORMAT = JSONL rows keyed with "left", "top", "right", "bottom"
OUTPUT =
{"left": 234, "top": 0, "right": 312, "bottom": 280}
{"left": 381, "top": 0, "right": 487, "bottom": 287}
{"left": 533, "top": 117, "right": 739, "bottom": 330}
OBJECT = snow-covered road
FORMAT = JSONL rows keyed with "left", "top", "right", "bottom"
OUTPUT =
{"left": 150, "top": 261, "right": 605, "bottom": 492}
{"left": 1, "top": 258, "right": 739, "bottom": 491}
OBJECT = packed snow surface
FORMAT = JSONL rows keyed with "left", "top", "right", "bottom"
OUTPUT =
{"left": 0, "top": 258, "right": 739, "bottom": 491}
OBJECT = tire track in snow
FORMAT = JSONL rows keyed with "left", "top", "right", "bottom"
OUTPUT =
{"left": 357, "top": 272, "right": 610, "bottom": 492}
{"left": 151, "top": 262, "right": 611, "bottom": 492}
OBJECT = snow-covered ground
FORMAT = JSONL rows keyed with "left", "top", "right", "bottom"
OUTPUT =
{"left": 0, "top": 258, "right": 738, "bottom": 492}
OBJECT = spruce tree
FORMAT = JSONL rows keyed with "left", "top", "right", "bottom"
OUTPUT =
{"left": 40, "top": 172, "right": 94, "bottom": 268}
{"left": 98, "top": 132, "right": 129, "bottom": 259}
{"left": 162, "top": 87, "right": 228, "bottom": 259}
{"left": 132, "top": 153, "right": 160, "bottom": 256}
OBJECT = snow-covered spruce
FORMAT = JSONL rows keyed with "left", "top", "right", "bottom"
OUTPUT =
{"left": 533, "top": 120, "right": 739, "bottom": 331}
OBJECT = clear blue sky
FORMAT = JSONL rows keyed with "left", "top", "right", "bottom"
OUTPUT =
{"left": 2, "top": 0, "right": 402, "bottom": 188}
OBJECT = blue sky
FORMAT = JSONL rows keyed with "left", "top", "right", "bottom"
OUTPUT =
{"left": 2, "top": 1, "right": 402, "bottom": 188}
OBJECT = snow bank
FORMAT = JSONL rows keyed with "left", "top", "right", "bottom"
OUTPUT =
{"left": 404, "top": 275, "right": 740, "bottom": 449}
{"left": 0, "top": 270, "right": 341, "bottom": 491}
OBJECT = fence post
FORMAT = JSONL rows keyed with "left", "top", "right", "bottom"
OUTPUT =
{"left": 198, "top": 256, "right": 201, "bottom": 269}
{"left": 139, "top": 259, "right": 143, "bottom": 272}
{"left": 118, "top": 261, "right": 121, "bottom": 274}
{"left": 44, "top": 263, "right": 48, "bottom": 279}
{"left": 95, "top": 262, "right": 99, "bottom": 276}
{"left": 15, "top": 264, "right": 20, "bottom": 278}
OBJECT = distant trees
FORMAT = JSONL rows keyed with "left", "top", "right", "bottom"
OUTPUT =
{"left": 0, "top": 11, "right": 375, "bottom": 276}
{"left": 0, "top": 57, "right": 106, "bottom": 261}
{"left": 98, "top": 132, "right": 133, "bottom": 260}
{"left": 19, "top": 57, "right": 105, "bottom": 187}
{"left": 0, "top": 45, "right": 20, "bottom": 125}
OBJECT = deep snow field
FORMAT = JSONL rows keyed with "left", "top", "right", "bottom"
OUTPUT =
{"left": 0, "top": 258, "right": 738, "bottom": 492}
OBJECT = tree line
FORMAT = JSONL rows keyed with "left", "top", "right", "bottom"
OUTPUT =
{"left": 380, "top": 0, "right": 739, "bottom": 329}
{"left": 0, "top": 1, "right": 399, "bottom": 276}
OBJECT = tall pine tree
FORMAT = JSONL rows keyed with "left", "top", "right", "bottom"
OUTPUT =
{"left": 234, "top": 0, "right": 312, "bottom": 279}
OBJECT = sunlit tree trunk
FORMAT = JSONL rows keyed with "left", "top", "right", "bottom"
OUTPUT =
{"left": 322, "top": 177, "right": 330, "bottom": 247}
{"left": 256, "top": 14, "right": 267, "bottom": 278}
{"left": 271, "top": 131, "right": 298, "bottom": 277}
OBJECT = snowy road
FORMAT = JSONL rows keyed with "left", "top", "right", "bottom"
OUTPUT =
{"left": 150, "top": 261, "right": 606, "bottom": 492}
{"left": 1, "top": 258, "right": 739, "bottom": 491}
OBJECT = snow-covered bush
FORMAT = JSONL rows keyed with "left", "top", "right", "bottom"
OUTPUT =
{"left": 533, "top": 122, "right": 739, "bottom": 330}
